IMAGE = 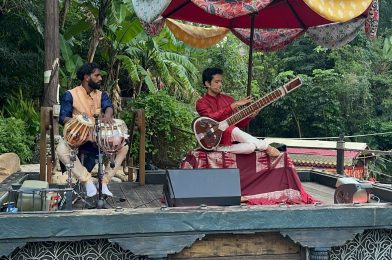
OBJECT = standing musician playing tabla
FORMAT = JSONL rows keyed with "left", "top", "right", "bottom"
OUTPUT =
{"left": 56, "top": 63, "right": 128, "bottom": 197}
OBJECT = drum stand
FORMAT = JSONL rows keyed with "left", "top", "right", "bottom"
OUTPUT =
{"left": 94, "top": 114, "right": 107, "bottom": 209}
{"left": 63, "top": 149, "right": 94, "bottom": 209}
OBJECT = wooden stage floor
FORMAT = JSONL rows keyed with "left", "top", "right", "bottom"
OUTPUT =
{"left": 0, "top": 171, "right": 337, "bottom": 211}
{"left": 75, "top": 181, "right": 336, "bottom": 210}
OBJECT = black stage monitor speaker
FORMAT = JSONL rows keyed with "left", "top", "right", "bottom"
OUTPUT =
{"left": 164, "top": 169, "right": 241, "bottom": 207}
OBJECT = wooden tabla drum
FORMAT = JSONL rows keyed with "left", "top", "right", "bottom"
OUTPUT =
{"left": 95, "top": 119, "right": 128, "bottom": 154}
{"left": 63, "top": 114, "right": 94, "bottom": 148}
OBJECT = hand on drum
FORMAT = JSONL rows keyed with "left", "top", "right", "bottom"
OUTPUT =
{"left": 101, "top": 115, "right": 115, "bottom": 125}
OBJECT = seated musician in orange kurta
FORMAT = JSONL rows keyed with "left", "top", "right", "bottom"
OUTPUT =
{"left": 195, "top": 67, "right": 279, "bottom": 156}
{"left": 56, "top": 63, "right": 128, "bottom": 197}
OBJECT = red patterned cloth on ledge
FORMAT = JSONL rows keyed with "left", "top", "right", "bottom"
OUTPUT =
{"left": 180, "top": 150, "right": 317, "bottom": 205}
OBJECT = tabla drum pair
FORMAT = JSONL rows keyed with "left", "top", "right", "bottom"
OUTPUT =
{"left": 63, "top": 114, "right": 128, "bottom": 153}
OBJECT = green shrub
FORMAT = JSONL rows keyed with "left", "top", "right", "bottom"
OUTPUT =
{"left": 120, "top": 91, "right": 196, "bottom": 168}
{"left": 2, "top": 88, "right": 40, "bottom": 137}
{"left": 0, "top": 117, "right": 34, "bottom": 163}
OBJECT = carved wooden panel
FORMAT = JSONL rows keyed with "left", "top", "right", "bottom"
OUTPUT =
{"left": 330, "top": 229, "right": 392, "bottom": 260}
{"left": 0, "top": 239, "right": 144, "bottom": 260}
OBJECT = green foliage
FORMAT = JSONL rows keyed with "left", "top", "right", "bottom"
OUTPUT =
{"left": 383, "top": 35, "right": 392, "bottom": 60}
{"left": 2, "top": 89, "right": 40, "bottom": 137}
{"left": 193, "top": 34, "right": 249, "bottom": 99}
{"left": 118, "top": 30, "right": 200, "bottom": 102}
{"left": 60, "top": 35, "right": 84, "bottom": 89}
{"left": 120, "top": 91, "right": 196, "bottom": 168}
{"left": 0, "top": 117, "right": 34, "bottom": 163}
{"left": 0, "top": 4, "right": 44, "bottom": 105}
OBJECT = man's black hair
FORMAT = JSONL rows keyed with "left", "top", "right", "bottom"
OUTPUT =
{"left": 202, "top": 67, "right": 223, "bottom": 86}
{"left": 76, "top": 63, "right": 100, "bottom": 81}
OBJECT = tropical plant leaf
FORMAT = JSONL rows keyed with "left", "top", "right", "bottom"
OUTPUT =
{"left": 115, "top": 18, "right": 143, "bottom": 44}
{"left": 111, "top": 0, "right": 129, "bottom": 24}
{"left": 137, "top": 65, "right": 156, "bottom": 93}
{"left": 383, "top": 35, "right": 392, "bottom": 60}
{"left": 64, "top": 20, "right": 91, "bottom": 40}
{"left": 116, "top": 54, "right": 140, "bottom": 82}
{"left": 26, "top": 10, "right": 43, "bottom": 36}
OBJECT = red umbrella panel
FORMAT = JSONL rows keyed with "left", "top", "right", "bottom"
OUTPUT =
{"left": 134, "top": 0, "right": 373, "bottom": 28}
{"left": 133, "top": 0, "right": 377, "bottom": 94}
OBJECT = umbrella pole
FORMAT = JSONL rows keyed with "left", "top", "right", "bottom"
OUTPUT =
{"left": 246, "top": 13, "right": 256, "bottom": 97}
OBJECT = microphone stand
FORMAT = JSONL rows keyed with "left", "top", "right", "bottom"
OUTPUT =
{"left": 94, "top": 114, "right": 106, "bottom": 209}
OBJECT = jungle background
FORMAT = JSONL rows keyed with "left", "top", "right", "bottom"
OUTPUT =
{"left": 1, "top": 0, "right": 392, "bottom": 181}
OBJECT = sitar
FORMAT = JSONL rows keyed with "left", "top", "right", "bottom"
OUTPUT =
{"left": 192, "top": 77, "right": 302, "bottom": 150}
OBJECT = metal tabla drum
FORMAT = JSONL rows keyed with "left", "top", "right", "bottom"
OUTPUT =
{"left": 63, "top": 114, "right": 94, "bottom": 148}
{"left": 95, "top": 119, "right": 129, "bottom": 154}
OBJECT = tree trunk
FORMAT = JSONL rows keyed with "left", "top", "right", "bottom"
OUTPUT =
{"left": 291, "top": 109, "right": 302, "bottom": 138}
{"left": 59, "top": 0, "right": 71, "bottom": 30}
{"left": 86, "top": 0, "right": 111, "bottom": 62}
{"left": 43, "top": 0, "right": 59, "bottom": 107}
{"left": 110, "top": 63, "right": 122, "bottom": 115}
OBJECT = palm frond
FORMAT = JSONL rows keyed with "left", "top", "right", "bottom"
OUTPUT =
{"left": 161, "top": 52, "right": 198, "bottom": 82}
{"left": 116, "top": 54, "right": 140, "bottom": 82}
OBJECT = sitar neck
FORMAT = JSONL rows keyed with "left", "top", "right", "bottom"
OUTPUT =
{"left": 225, "top": 77, "right": 302, "bottom": 126}
{"left": 226, "top": 88, "right": 283, "bottom": 126}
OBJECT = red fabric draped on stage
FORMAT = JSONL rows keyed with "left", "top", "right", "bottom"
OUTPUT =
{"left": 180, "top": 151, "right": 317, "bottom": 205}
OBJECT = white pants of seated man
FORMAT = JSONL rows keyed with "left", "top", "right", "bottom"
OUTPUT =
{"left": 56, "top": 138, "right": 128, "bottom": 196}
{"left": 215, "top": 127, "right": 267, "bottom": 154}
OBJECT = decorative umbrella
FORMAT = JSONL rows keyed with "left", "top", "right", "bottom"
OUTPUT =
{"left": 133, "top": 0, "right": 378, "bottom": 95}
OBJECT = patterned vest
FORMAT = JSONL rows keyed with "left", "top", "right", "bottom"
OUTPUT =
{"left": 69, "top": 85, "right": 102, "bottom": 118}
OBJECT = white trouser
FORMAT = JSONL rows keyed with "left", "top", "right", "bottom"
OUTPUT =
{"left": 56, "top": 138, "right": 129, "bottom": 184}
{"left": 215, "top": 127, "right": 267, "bottom": 154}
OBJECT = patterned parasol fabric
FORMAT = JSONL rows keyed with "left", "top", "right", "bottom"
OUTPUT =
{"left": 365, "top": 0, "right": 379, "bottom": 40}
{"left": 166, "top": 18, "right": 229, "bottom": 48}
{"left": 308, "top": 17, "right": 366, "bottom": 49}
{"left": 303, "top": 0, "right": 373, "bottom": 22}
{"left": 134, "top": 0, "right": 378, "bottom": 50}
{"left": 231, "top": 28, "right": 305, "bottom": 52}
{"left": 191, "top": 0, "right": 273, "bottom": 19}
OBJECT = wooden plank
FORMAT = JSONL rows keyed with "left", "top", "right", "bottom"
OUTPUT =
{"left": 144, "top": 184, "right": 164, "bottom": 207}
{"left": 302, "top": 182, "right": 335, "bottom": 204}
{"left": 303, "top": 182, "right": 336, "bottom": 194}
{"left": 133, "top": 184, "right": 161, "bottom": 208}
{"left": 108, "top": 183, "right": 130, "bottom": 208}
{"left": 171, "top": 233, "right": 300, "bottom": 259}
{"left": 137, "top": 110, "right": 146, "bottom": 186}
{"left": 120, "top": 182, "right": 143, "bottom": 208}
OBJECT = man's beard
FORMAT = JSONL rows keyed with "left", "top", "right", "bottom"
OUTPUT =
{"left": 88, "top": 80, "right": 101, "bottom": 90}
{"left": 211, "top": 88, "right": 221, "bottom": 95}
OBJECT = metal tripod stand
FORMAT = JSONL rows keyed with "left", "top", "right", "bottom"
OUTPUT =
{"left": 60, "top": 148, "right": 94, "bottom": 209}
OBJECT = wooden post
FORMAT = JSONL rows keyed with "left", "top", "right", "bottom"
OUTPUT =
{"left": 138, "top": 110, "right": 146, "bottom": 186}
{"left": 39, "top": 107, "right": 51, "bottom": 181}
{"left": 46, "top": 156, "right": 53, "bottom": 184}
{"left": 336, "top": 134, "right": 345, "bottom": 176}
{"left": 127, "top": 111, "right": 137, "bottom": 182}
{"left": 43, "top": 0, "right": 60, "bottom": 132}
{"left": 40, "top": 0, "right": 60, "bottom": 182}
{"left": 246, "top": 13, "right": 256, "bottom": 97}
{"left": 44, "top": 0, "right": 59, "bottom": 107}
